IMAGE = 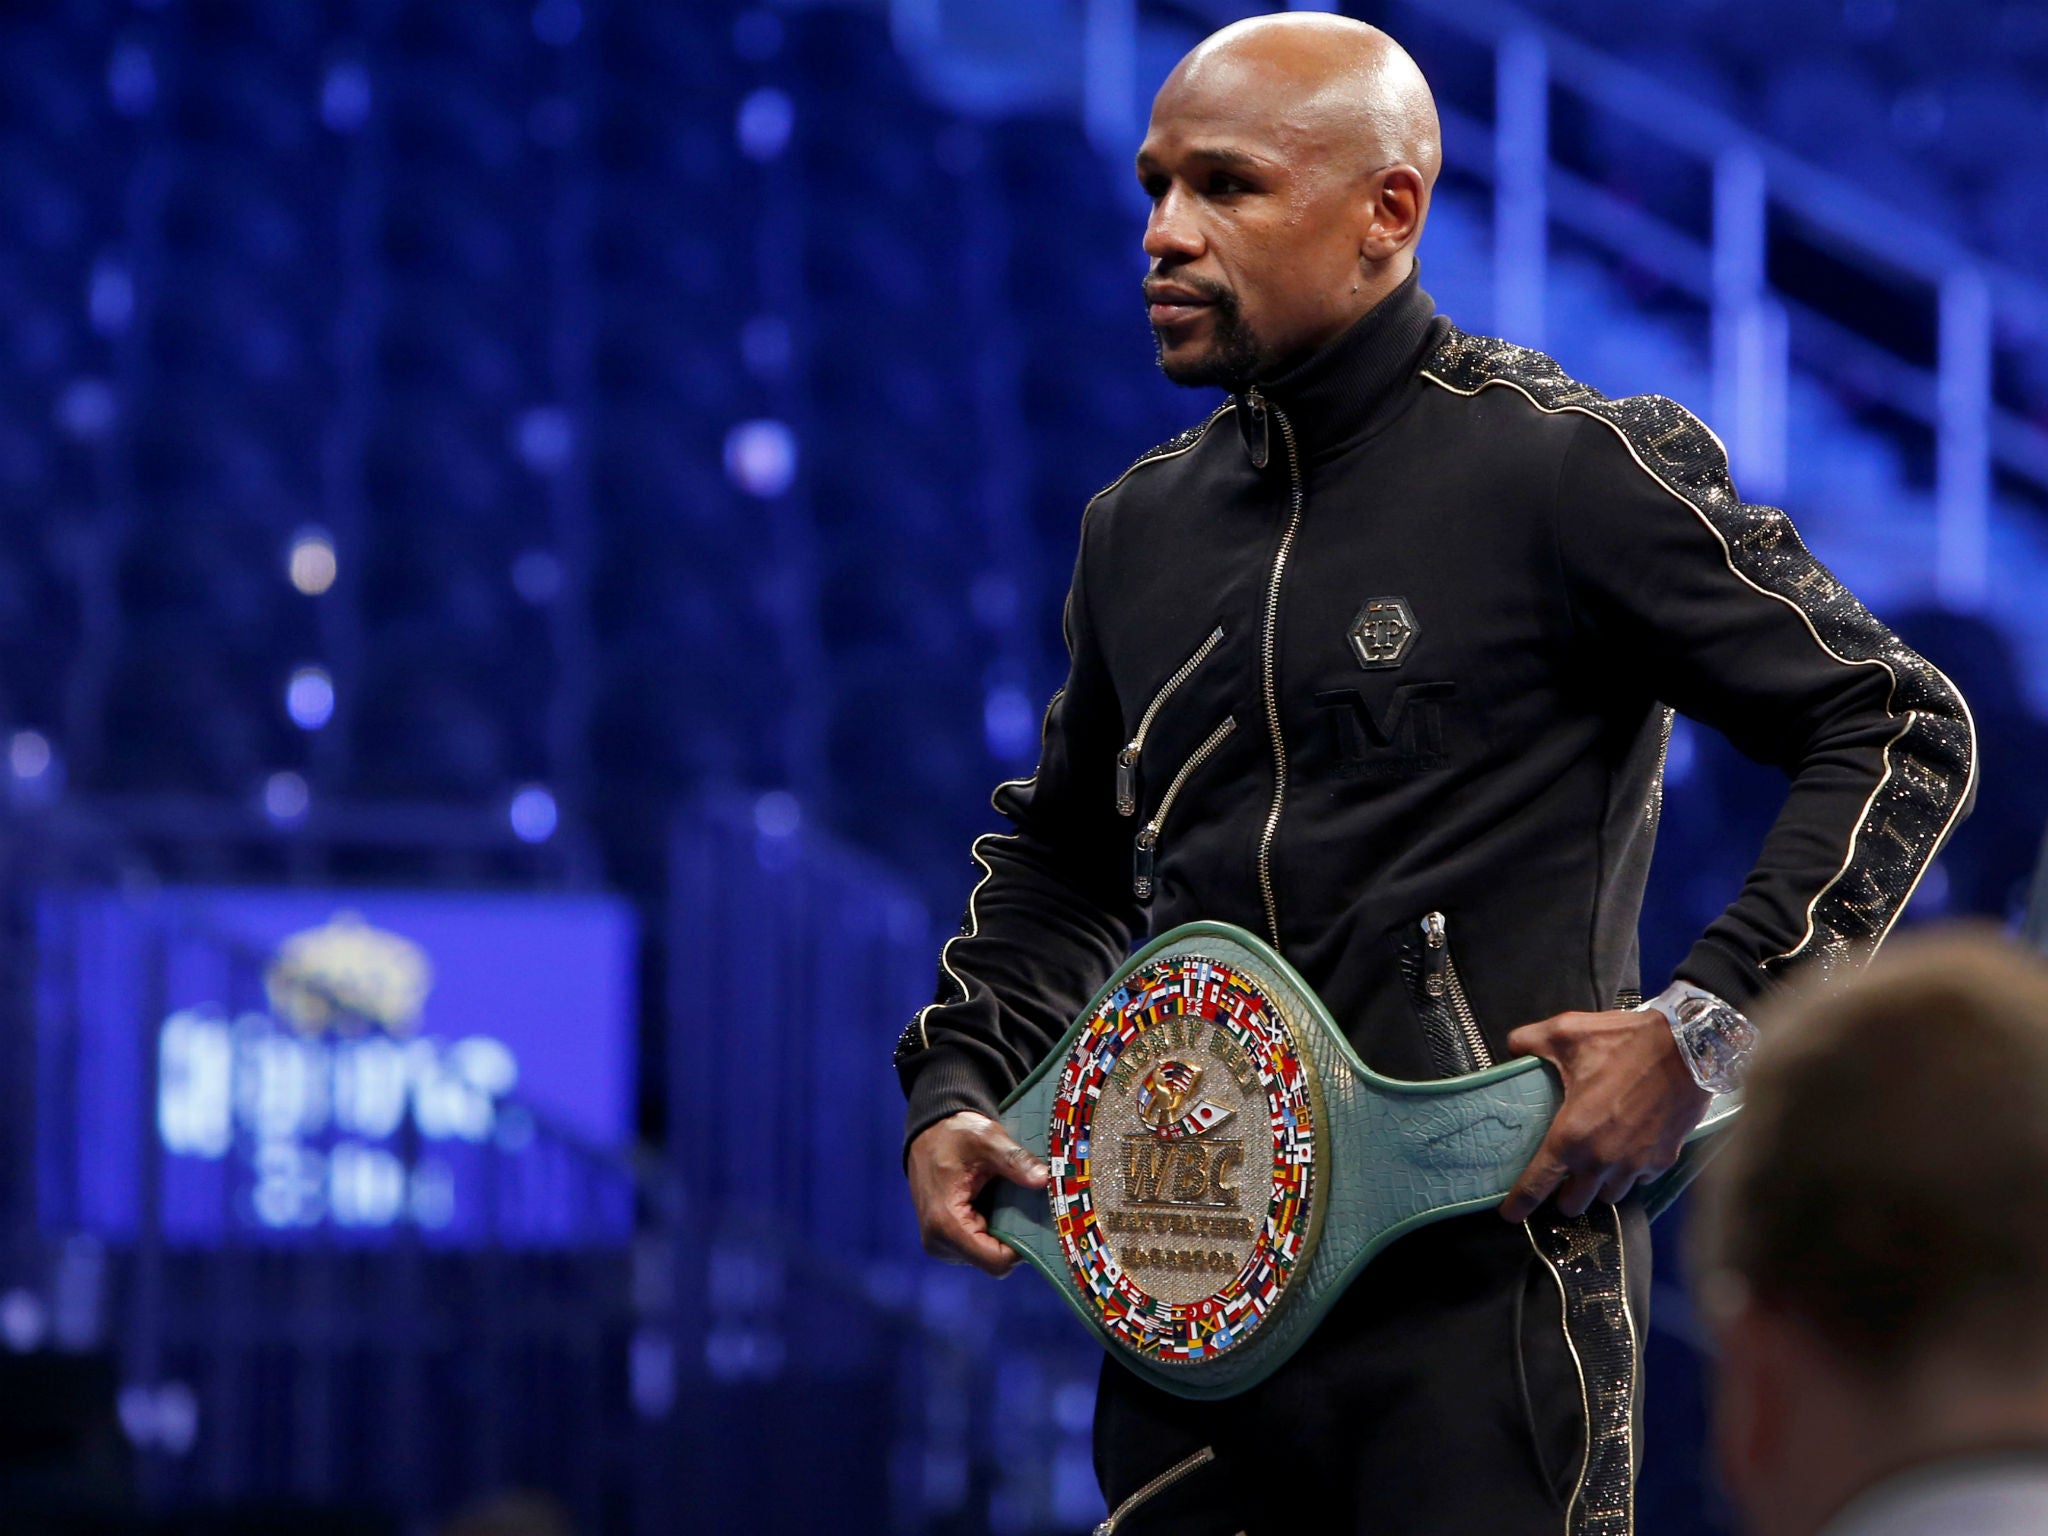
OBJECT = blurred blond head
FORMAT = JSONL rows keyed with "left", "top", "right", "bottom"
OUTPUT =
{"left": 1694, "top": 926, "right": 2048, "bottom": 1536}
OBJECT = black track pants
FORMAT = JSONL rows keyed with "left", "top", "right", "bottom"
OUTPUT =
{"left": 1092, "top": 1201, "right": 1653, "bottom": 1536}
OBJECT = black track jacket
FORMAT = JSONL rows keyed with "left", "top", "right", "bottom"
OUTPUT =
{"left": 896, "top": 270, "right": 1976, "bottom": 1145}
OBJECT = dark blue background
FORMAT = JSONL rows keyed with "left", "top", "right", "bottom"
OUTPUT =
{"left": 0, "top": 1, "right": 2044, "bottom": 1532}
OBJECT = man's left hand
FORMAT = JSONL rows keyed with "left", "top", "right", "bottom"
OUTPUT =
{"left": 1499, "top": 1007, "right": 1711, "bottom": 1223}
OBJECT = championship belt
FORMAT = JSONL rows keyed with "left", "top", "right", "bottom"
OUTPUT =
{"left": 986, "top": 920, "right": 1740, "bottom": 1401}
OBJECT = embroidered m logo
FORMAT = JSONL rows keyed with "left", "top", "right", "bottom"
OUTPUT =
{"left": 1313, "top": 683, "right": 1458, "bottom": 779}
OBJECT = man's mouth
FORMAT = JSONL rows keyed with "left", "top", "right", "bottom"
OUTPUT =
{"left": 1145, "top": 283, "right": 1218, "bottom": 329}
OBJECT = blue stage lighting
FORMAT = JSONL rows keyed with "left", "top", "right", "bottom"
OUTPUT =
{"left": 286, "top": 667, "right": 335, "bottom": 731}
{"left": 723, "top": 419, "right": 797, "bottom": 497}
{"left": 737, "top": 88, "right": 794, "bottom": 161}
{"left": 752, "top": 790, "right": 801, "bottom": 839}
{"left": 321, "top": 61, "right": 372, "bottom": 134}
{"left": 509, "top": 785, "right": 559, "bottom": 843}
{"left": 10, "top": 730, "right": 52, "bottom": 783}
{"left": 288, "top": 530, "right": 338, "bottom": 596}
{"left": 263, "top": 772, "right": 311, "bottom": 825}
{"left": 511, "top": 549, "right": 564, "bottom": 605}
{"left": 515, "top": 406, "right": 575, "bottom": 472}
{"left": 983, "top": 685, "right": 1038, "bottom": 763}
{"left": 117, "top": 1382, "right": 198, "bottom": 1459}
{"left": 88, "top": 258, "right": 133, "bottom": 337}
{"left": 0, "top": 1288, "right": 48, "bottom": 1352}
{"left": 8, "top": 730, "right": 60, "bottom": 809}
{"left": 55, "top": 379, "right": 116, "bottom": 441}
{"left": 107, "top": 41, "right": 156, "bottom": 117}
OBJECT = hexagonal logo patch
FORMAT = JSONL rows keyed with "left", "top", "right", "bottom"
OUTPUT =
{"left": 1347, "top": 596, "right": 1418, "bottom": 670}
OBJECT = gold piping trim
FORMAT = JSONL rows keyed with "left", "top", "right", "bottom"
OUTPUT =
{"left": 1611, "top": 1203, "right": 1642, "bottom": 1494}
{"left": 1525, "top": 1220, "right": 1595, "bottom": 1531}
{"left": 915, "top": 403, "right": 1237, "bottom": 1053}
{"left": 912, "top": 697, "right": 1060, "bottom": 1053}
{"left": 1418, "top": 368, "right": 1978, "bottom": 968}
{"left": 1524, "top": 1205, "right": 1638, "bottom": 1535}
{"left": 1087, "top": 402, "right": 1235, "bottom": 507}
{"left": 1860, "top": 674, "right": 1974, "bottom": 954}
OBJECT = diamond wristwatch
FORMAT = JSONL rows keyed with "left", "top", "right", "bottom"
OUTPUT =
{"left": 1641, "top": 980, "right": 1756, "bottom": 1094}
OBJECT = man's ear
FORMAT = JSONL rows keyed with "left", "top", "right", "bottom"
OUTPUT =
{"left": 1712, "top": 1295, "right": 1790, "bottom": 1510}
{"left": 1360, "top": 165, "right": 1427, "bottom": 263}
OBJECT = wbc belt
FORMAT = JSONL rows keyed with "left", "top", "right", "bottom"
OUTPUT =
{"left": 986, "top": 920, "right": 1740, "bottom": 1402}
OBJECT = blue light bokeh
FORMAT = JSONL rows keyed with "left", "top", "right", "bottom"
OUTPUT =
{"left": 0, "top": 2, "right": 2043, "bottom": 1533}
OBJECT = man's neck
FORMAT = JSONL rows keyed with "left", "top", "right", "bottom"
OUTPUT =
{"left": 1258, "top": 255, "right": 1416, "bottom": 384}
{"left": 1770, "top": 1366, "right": 2048, "bottom": 1536}
{"left": 1240, "top": 258, "right": 1435, "bottom": 459}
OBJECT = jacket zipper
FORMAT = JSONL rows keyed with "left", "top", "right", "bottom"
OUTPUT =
{"left": 1094, "top": 1445, "right": 1217, "bottom": 1535}
{"left": 1253, "top": 387, "right": 1303, "bottom": 950}
{"left": 1117, "top": 624, "right": 1226, "bottom": 816}
{"left": 1421, "top": 910, "right": 1494, "bottom": 1070}
{"left": 1133, "top": 715, "right": 1236, "bottom": 900}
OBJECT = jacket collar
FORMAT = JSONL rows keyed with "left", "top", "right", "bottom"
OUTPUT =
{"left": 1234, "top": 263, "right": 1438, "bottom": 465}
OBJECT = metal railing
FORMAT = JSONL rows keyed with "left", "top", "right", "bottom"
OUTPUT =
{"left": 1390, "top": 0, "right": 2046, "bottom": 611}
{"left": 885, "top": 0, "right": 2048, "bottom": 612}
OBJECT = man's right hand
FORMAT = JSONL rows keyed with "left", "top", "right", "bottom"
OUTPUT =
{"left": 908, "top": 1110, "right": 1050, "bottom": 1277}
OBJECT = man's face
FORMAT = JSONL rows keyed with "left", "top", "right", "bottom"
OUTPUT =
{"left": 1137, "top": 70, "right": 1382, "bottom": 390}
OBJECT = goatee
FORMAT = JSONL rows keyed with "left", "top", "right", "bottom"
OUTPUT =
{"left": 1153, "top": 286, "right": 1268, "bottom": 392}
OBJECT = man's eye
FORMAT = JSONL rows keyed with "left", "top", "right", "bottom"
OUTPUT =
{"left": 1207, "top": 173, "right": 1246, "bottom": 196}
{"left": 1141, "top": 176, "right": 1169, "bottom": 201}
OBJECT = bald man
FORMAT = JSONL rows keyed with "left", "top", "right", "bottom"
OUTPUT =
{"left": 895, "top": 15, "right": 1974, "bottom": 1534}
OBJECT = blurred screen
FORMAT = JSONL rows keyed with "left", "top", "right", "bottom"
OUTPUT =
{"left": 37, "top": 887, "right": 637, "bottom": 1247}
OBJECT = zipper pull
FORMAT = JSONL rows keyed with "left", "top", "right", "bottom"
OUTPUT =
{"left": 1116, "top": 746, "right": 1139, "bottom": 817}
{"left": 1133, "top": 826, "right": 1159, "bottom": 900}
{"left": 1421, "top": 911, "right": 1448, "bottom": 997}
{"left": 1238, "top": 385, "right": 1271, "bottom": 470}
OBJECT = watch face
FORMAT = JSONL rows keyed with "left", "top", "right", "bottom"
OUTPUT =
{"left": 1675, "top": 995, "right": 1719, "bottom": 1027}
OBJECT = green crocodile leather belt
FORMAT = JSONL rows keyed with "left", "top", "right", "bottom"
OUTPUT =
{"left": 985, "top": 920, "right": 1740, "bottom": 1401}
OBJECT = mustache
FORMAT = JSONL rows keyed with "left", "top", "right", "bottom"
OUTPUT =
{"left": 1142, "top": 273, "right": 1237, "bottom": 307}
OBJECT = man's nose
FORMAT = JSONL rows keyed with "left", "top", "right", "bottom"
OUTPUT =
{"left": 1143, "top": 186, "right": 1204, "bottom": 263}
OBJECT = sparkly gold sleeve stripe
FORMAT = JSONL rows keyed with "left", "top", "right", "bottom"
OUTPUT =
{"left": 1527, "top": 1207, "right": 1639, "bottom": 1536}
{"left": 1420, "top": 326, "right": 1977, "bottom": 981}
{"left": 902, "top": 406, "right": 1234, "bottom": 1060}
{"left": 1088, "top": 400, "right": 1236, "bottom": 505}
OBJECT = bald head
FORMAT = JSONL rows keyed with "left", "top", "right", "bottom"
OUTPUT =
{"left": 1165, "top": 14, "right": 1441, "bottom": 193}
{"left": 1136, "top": 15, "right": 1442, "bottom": 389}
